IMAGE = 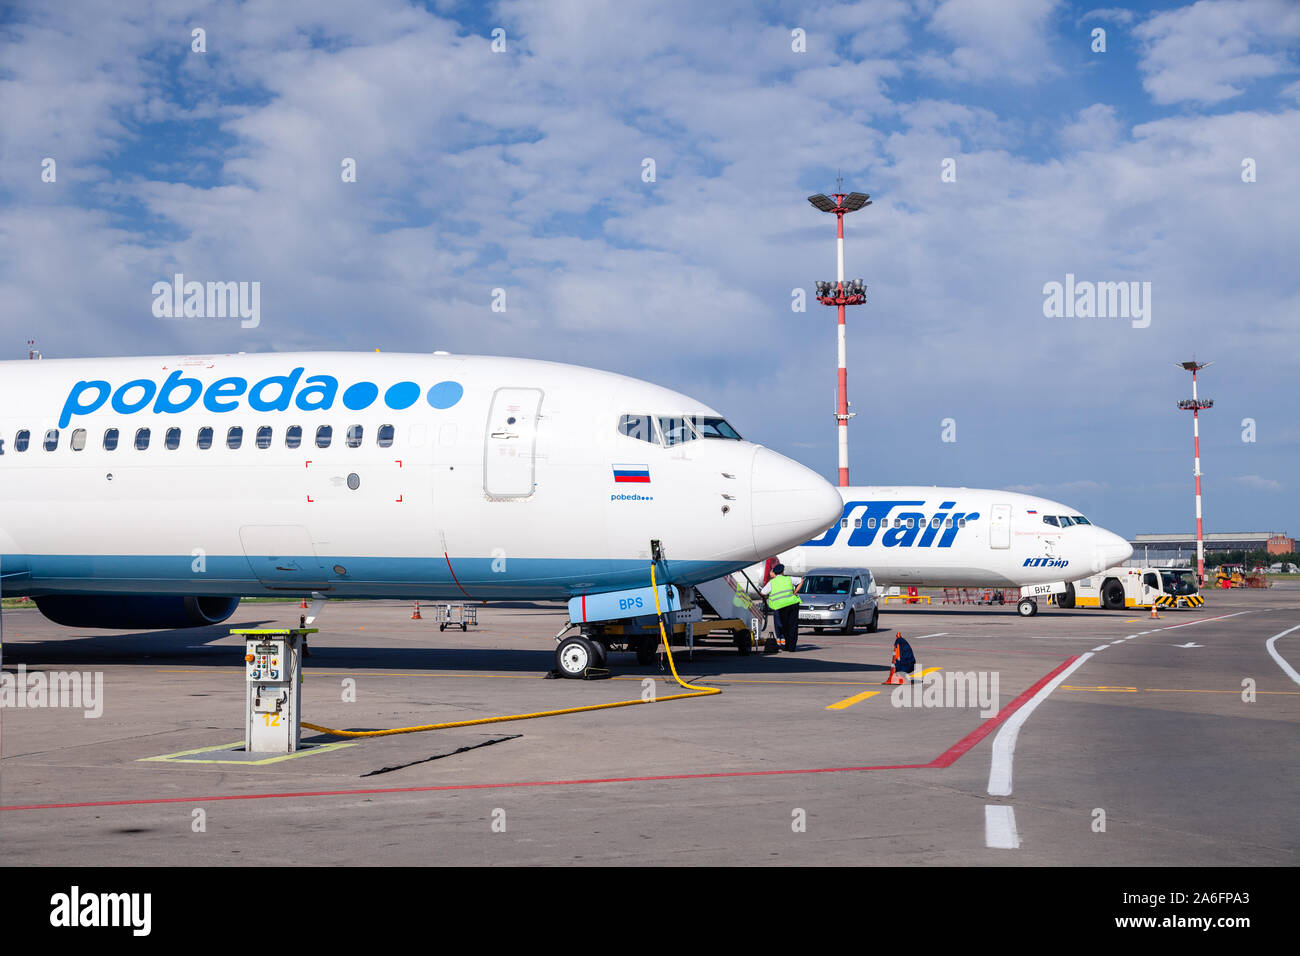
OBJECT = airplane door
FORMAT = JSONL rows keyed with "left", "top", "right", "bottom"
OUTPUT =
{"left": 990, "top": 504, "right": 1011, "bottom": 549}
{"left": 484, "top": 387, "right": 543, "bottom": 498}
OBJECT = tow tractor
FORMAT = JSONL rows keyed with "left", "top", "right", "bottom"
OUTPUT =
{"left": 1055, "top": 566, "right": 1205, "bottom": 610}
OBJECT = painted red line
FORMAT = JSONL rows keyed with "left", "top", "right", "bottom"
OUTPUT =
{"left": 927, "top": 655, "right": 1079, "bottom": 768}
{"left": 0, "top": 659, "right": 1077, "bottom": 814}
{"left": 444, "top": 551, "right": 472, "bottom": 600}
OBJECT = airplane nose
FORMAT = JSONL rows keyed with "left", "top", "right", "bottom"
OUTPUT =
{"left": 1090, "top": 528, "right": 1133, "bottom": 573}
{"left": 750, "top": 447, "right": 842, "bottom": 558}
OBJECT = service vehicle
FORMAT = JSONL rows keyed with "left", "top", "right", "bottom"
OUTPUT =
{"left": 1058, "top": 566, "right": 1204, "bottom": 610}
{"left": 795, "top": 567, "right": 879, "bottom": 634}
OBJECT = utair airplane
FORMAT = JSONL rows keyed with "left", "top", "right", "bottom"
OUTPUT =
{"left": 746, "top": 487, "right": 1133, "bottom": 617}
{"left": 0, "top": 352, "right": 842, "bottom": 674}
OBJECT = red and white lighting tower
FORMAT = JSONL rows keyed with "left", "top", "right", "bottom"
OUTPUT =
{"left": 1177, "top": 360, "right": 1213, "bottom": 585}
{"left": 808, "top": 186, "right": 871, "bottom": 487}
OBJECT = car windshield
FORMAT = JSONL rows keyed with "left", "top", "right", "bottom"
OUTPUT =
{"left": 1162, "top": 570, "right": 1197, "bottom": 594}
{"left": 799, "top": 575, "right": 853, "bottom": 595}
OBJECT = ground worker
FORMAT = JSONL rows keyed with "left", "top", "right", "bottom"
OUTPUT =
{"left": 761, "top": 563, "right": 802, "bottom": 653}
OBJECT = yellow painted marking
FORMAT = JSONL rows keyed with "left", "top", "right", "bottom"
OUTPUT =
{"left": 140, "top": 740, "right": 357, "bottom": 765}
{"left": 917, "top": 666, "right": 943, "bottom": 677}
{"left": 153, "top": 669, "right": 884, "bottom": 687}
{"left": 825, "top": 690, "right": 882, "bottom": 710}
{"left": 1124, "top": 619, "right": 1140, "bottom": 623}
{"left": 1060, "top": 685, "right": 1137, "bottom": 692}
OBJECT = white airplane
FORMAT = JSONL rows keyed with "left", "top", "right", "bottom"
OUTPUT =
{"left": 745, "top": 486, "right": 1133, "bottom": 617}
{"left": 0, "top": 351, "right": 842, "bottom": 673}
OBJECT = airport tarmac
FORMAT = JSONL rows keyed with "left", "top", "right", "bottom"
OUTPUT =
{"left": 2, "top": 588, "right": 1297, "bottom": 866}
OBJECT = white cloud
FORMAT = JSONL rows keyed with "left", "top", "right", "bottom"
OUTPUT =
{"left": 1231, "top": 475, "right": 1283, "bottom": 491}
{"left": 921, "top": 0, "right": 1064, "bottom": 84}
{"left": 1078, "top": 7, "right": 1135, "bottom": 26}
{"left": 1134, "top": 0, "right": 1300, "bottom": 105}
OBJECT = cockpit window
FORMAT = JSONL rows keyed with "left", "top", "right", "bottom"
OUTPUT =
{"left": 618, "top": 414, "right": 656, "bottom": 444}
{"left": 658, "top": 416, "right": 698, "bottom": 446}
{"left": 1043, "top": 515, "right": 1059, "bottom": 527}
{"left": 693, "top": 417, "right": 742, "bottom": 440}
{"left": 1072, "top": 515, "right": 1091, "bottom": 525}
{"left": 1057, "top": 516, "right": 1075, "bottom": 527}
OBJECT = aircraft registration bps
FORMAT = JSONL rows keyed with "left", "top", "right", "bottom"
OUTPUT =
{"left": 0, "top": 350, "right": 842, "bottom": 632}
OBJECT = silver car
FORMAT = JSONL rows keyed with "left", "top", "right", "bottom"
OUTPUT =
{"left": 796, "top": 567, "right": 879, "bottom": 634}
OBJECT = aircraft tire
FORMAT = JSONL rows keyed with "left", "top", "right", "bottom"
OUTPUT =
{"left": 1017, "top": 598, "right": 1038, "bottom": 617}
{"left": 1057, "top": 583, "right": 1076, "bottom": 609}
{"left": 556, "top": 635, "right": 596, "bottom": 678}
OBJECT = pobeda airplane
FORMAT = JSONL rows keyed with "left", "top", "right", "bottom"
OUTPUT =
{"left": 748, "top": 487, "right": 1133, "bottom": 617}
{"left": 0, "top": 352, "right": 842, "bottom": 667}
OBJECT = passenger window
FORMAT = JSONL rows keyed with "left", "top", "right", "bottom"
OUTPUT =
{"left": 197, "top": 427, "right": 213, "bottom": 450}
{"left": 346, "top": 425, "right": 363, "bottom": 448}
{"left": 43, "top": 429, "right": 59, "bottom": 451}
{"left": 377, "top": 424, "right": 395, "bottom": 448}
{"left": 15, "top": 429, "right": 30, "bottom": 452}
{"left": 316, "top": 425, "right": 332, "bottom": 448}
{"left": 905, "top": 518, "right": 914, "bottom": 529}
{"left": 840, "top": 519, "right": 847, "bottom": 529}
{"left": 70, "top": 429, "right": 87, "bottom": 451}
{"left": 256, "top": 426, "right": 272, "bottom": 449}
{"left": 893, "top": 518, "right": 901, "bottom": 528}
{"left": 134, "top": 428, "right": 150, "bottom": 451}
{"left": 867, "top": 518, "right": 876, "bottom": 529}
{"left": 657, "top": 416, "right": 698, "bottom": 446}
{"left": 945, "top": 518, "right": 953, "bottom": 528}
{"left": 931, "top": 518, "right": 940, "bottom": 528}
{"left": 618, "top": 414, "right": 656, "bottom": 444}
{"left": 227, "top": 426, "right": 243, "bottom": 449}
{"left": 958, "top": 519, "right": 966, "bottom": 528}
{"left": 286, "top": 425, "right": 302, "bottom": 449}
{"left": 165, "top": 427, "right": 181, "bottom": 450}
{"left": 103, "top": 428, "right": 119, "bottom": 451}
{"left": 854, "top": 519, "right": 862, "bottom": 528}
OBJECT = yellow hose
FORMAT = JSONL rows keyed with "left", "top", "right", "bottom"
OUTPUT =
{"left": 301, "top": 560, "right": 719, "bottom": 739}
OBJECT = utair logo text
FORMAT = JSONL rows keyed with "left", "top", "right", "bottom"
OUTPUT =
{"left": 59, "top": 369, "right": 465, "bottom": 428}
{"left": 1023, "top": 557, "right": 1070, "bottom": 568}
{"left": 804, "top": 500, "right": 980, "bottom": 549}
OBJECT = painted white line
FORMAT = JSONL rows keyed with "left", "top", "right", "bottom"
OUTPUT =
{"left": 1157, "top": 610, "right": 1253, "bottom": 631}
{"left": 1265, "top": 625, "right": 1300, "bottom": 687}
{"left": 984, "top": 805, "right": 1021, "bottom": 849}
{"left": 1091, "top": 645, "right": 1109, "bottom": 651}
{"left": 1109, "top": 640, "right": 1125, "bottom": 645}
{"left": 988, "top": 652, "right": 1093, "bottom": 797}
{"left": 912, "top": 632, "right": 949, "bottom": 640}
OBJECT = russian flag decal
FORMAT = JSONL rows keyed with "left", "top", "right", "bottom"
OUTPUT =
{"left": 613, "top": 463, "right": 651, "bottom": 483}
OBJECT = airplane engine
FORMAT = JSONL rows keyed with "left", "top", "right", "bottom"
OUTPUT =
{"left": 33, "top": 595, "right": 241, "bottom": 630}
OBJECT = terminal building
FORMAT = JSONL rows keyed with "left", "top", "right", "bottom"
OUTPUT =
{"left": 1127, "top": 532, "right": 1296, "bottom": 566}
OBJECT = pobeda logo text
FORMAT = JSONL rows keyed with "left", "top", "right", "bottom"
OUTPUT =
{"left": 59, "top": 369, "right": 465, "bottom": 428}
{"left": 805, "top": 501, "right": 980, "bottom": 549}
{"left": 50, "top": 886, "right": 151, "bottom": 936}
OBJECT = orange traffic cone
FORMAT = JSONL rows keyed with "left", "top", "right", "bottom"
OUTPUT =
{"left": 411, "top": 602, "right": 423, "bottom": 620}
{"left": 881, "top": 638, "right": 910, "bottom": 684}
{"left": 300, "top": 597, "right": 308, "bottom": 609}
{"left": 1149, "top": 603, "right": 1160, "bottom": 619}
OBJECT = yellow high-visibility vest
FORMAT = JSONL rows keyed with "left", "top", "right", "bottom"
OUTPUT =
{"left": 767, "top": 575, "right": 801, "bottom": 610}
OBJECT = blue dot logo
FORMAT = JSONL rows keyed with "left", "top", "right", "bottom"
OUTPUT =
{"left": 342, "top": 382, "right": 378, "bottom": 410}
{"left": 384, "top": 382, "right": 420, "bottom": 410}
{"left": 427, "top": 381, "right": 464, "bottom": 409}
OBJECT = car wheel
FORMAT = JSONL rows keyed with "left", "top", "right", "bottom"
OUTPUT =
{"left": 840, "top": 610, "right": 856, "bottom": 634}
{"left": 866, "top": 608, "right": 879, "bottom": 633}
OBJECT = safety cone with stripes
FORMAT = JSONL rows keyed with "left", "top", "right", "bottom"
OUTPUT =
{"left": 1149, "top": 603, "right": 1160, "bottom": 619}
{"left": 411, "top": 602, "right": 423, "bottom": 620}
{"left": 300, "top": 597, "right": 308, "bottom": 609}
{"left": 882, "top": 633, "right": 911, "bottom": 684}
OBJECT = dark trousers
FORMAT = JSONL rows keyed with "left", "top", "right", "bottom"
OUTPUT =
{"left": 776, "top": 605, "right": 800, "bottom": 650}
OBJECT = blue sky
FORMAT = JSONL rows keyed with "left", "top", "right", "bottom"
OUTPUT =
{"left": 1, "top": 0, "right": 1297, "bottom": 538}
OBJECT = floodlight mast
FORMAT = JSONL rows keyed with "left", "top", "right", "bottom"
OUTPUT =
{"left": 807, "top": 187, "right": 871, "bottom": 486}
{"left": 1177, "top": 360, "right": 1214, "bottom": 585}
